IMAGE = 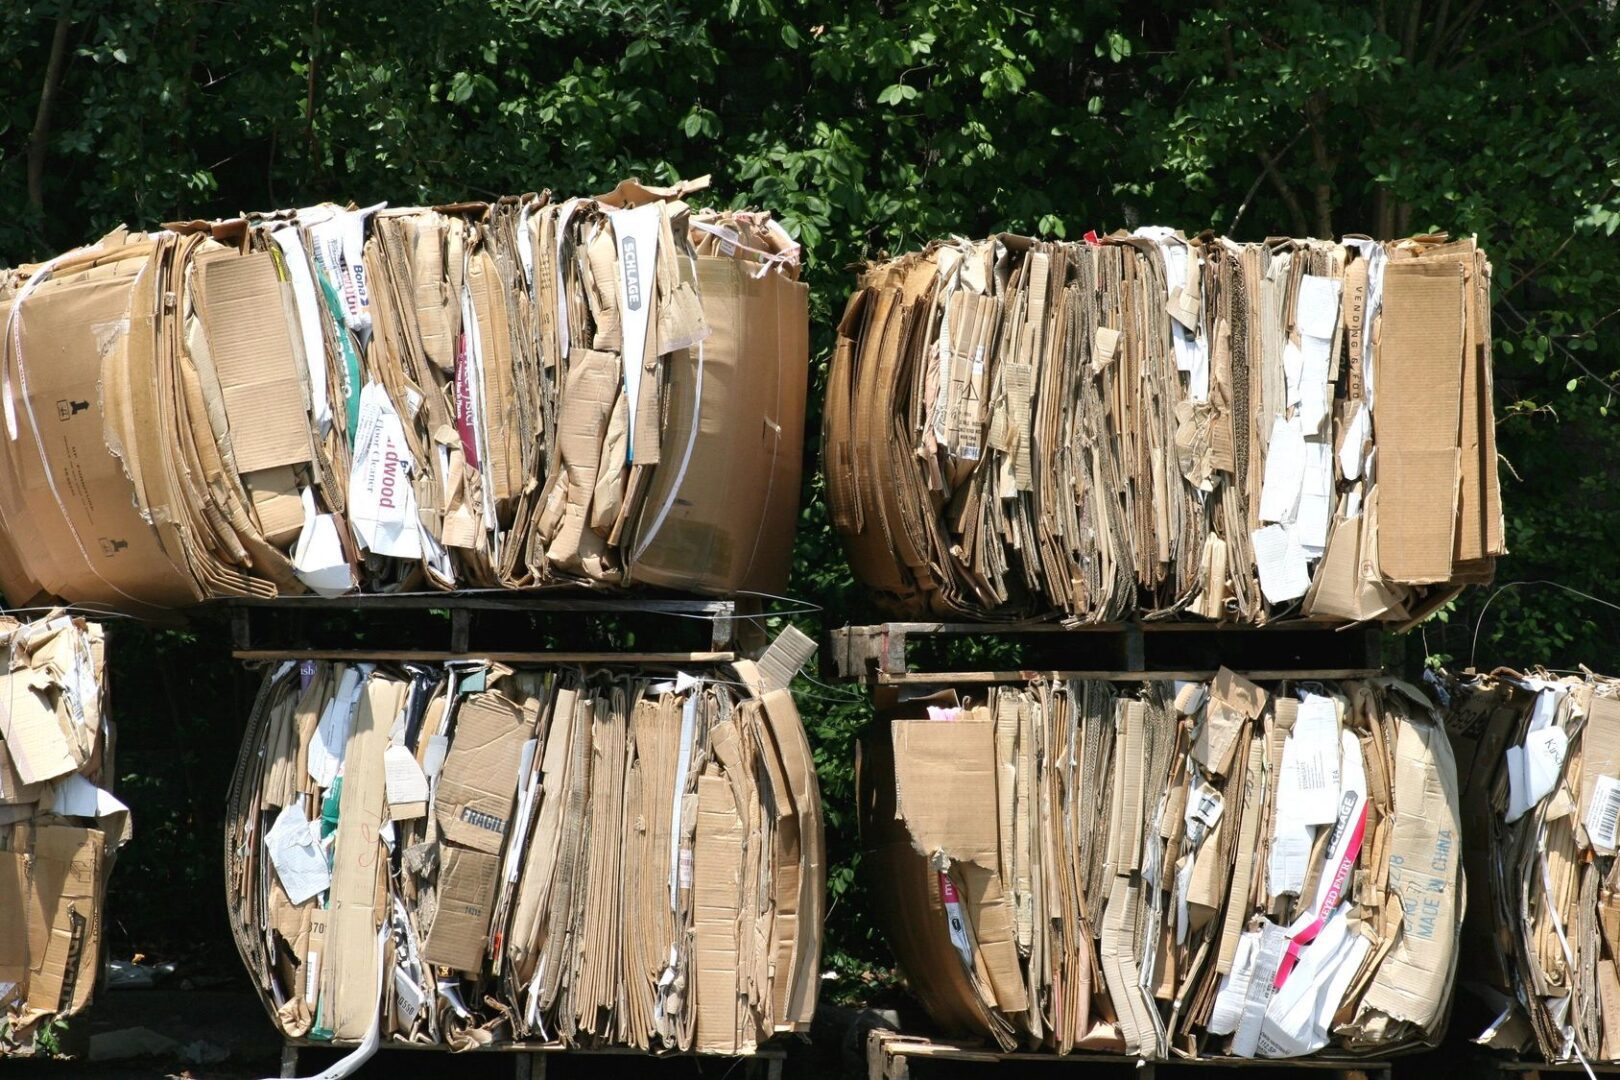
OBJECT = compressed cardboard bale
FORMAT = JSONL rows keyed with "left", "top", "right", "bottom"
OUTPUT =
{"left": 858, "top": 671, "right": 1460, "bottom": 1061}
{"left": 0, "top": 180, "right": 808, "bottom": 609}
{"left": 827, "top": 231, "right": 1502, "bottom": 625}
{"left": 1445, "top": 668, "right": 1620, "bottom": 1065}
{"left": 0, "top": 612, "right": 128, "bottom": 1057}
{"left": 223, "top": 641, "right": 823, "bottom": 1054}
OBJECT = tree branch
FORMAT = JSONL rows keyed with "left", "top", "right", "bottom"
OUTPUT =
{"left": 27, "top": 7, "right": 74, "bottom": 216}
{"left": 1230, "top": 129, "right": 1306, "bottom": 235}
{"left": 1305, "top": 96, "right": 1335, "bottom": 236}
{"left": 1256, "top": 147, "right": 1311, "bottom": 236}
{"left": 1220, "top": 21, "right": 1309, "bottom": 235}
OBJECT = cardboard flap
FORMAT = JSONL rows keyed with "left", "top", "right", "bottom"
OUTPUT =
{"left": 892, "top": 718, "right": 999, "bottom": 867}
{"left": 435, "top": 692, "right": 533, "bottom": 854}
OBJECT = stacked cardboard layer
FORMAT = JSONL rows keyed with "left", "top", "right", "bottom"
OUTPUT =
{"left": 1446, "top": 668, "right": 1620, "bottom": 1064}
{"left": 860, "top": 670, "right": 1460, "bottom": 1059}
{"left": 225, "top": 650, "right": 823, "bottom": 1053}
{"left": 0, "top": 612, "right": 128, "bottom": 1053}
{"left": 0, "top": 177, "right": 807, "bottom": 612}
{"left": 826, "top": 231, "right": 1502, "bottom": 623}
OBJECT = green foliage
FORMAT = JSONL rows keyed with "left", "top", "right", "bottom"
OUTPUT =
{"left": 1, "top": 0, "right": 1618, "bottom": 997}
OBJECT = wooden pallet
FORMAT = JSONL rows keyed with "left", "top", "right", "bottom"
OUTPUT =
{"left": 280, "top": 1038, "right": 787, "bottom": 1078}
{"left": 218, "top": 589, "right": 756, "bottom": 653}
{"left": 867, "top": 1032, "right": 1391, "bottom": 1080}
{"left": 829, "top": 620, "right": 1385, "bottom": 685}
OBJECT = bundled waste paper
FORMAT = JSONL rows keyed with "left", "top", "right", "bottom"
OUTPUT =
{"left": 0, "top": 177, "right": 806, "bottom": 612}
{"left": 225, "top": 642, "right": 823, "bottom": 1054}
{"left": 1446, "top": 668, "right": 1620, "bottom": 1064}
{"left": 860, "top": 670, "right": 1460, "bottom": 1059}
{"left": 826, "top": 232, "right": 1501, "bottom": 623}
{"left": 0, "top": 612, "right": 128, "bottom": 1053}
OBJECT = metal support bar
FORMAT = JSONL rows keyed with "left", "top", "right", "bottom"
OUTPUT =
{"left": 450, "top": 608, "right": 471, "bottom": 653}
{"left": 279, "top": 1043, "right": 298, "bottom": 1079}
{"left": 1123, "top": 624, "right": 1145, "bottom": 671}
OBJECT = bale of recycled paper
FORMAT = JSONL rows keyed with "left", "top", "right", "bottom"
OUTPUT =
{"left": 826, "top": 232, "right": 1502, "bottom": 625}
{"left": 858, "top": 670, "right": 1461, "bottom": 1060}
{"left": 0, "top": 177, "right": 806, "bottom": 612}
{"left": 223, "top": 645, "right": 823, "bottom": 1053}
{"left": 0, "top": 611, "right": 129, "bottom": 1054}
{"left": 1446, "top": 668, "right": 1620, "bottom": 1064}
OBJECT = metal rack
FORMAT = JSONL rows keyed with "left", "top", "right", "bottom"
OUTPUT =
{"left": 279, "top": 1039, "right": 787, "bottom": 1079}
{"left": 868, "top": 1032, "right": 1391, "bottom": 1080}
{"left": 829, "top": 619, "right": 1386, "bottom": 685}
{"left": 216, "top": 589, "right": 753, "bottom": 654}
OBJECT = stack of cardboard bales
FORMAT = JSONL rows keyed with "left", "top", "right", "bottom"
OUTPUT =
{"left": 860, "top": 670, "right": 1461, "bottom": 1061}
{"left": 1446, "top": 668, "right": 1620, "bottom": 1064}
{"left": 0, "top": 177, "right": 807, "bottom": 611}
{"left": 826, "top": 231, "right": 1501, "bottom": 624}
{"left": 224, "top": 648, "right": 823, "bottom": 1053}
{"left": 0, "top": 612, "right": 127, "bottom": 1054}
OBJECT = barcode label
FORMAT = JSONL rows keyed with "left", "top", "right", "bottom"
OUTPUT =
{"left": 304, "top": 951, "right": 321, "bottom": 1006}
{"left": 1588, "top": 774, "right": 1620, "bottom": 851}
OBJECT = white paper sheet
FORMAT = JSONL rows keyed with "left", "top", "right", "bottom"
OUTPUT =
{"left": 383, "top": 744, "right": 429, "bottom": 807}
{"left": 308, "top": 666, "right": 365, "bottom": 789}
{"left": 1259, "top": 417, "right": 1307, "bottom": 524}
{"left": 422, "top": 734, "right": 450, "bottom": 780}
{"left": 1530, "top": 686, "right": 1567, "bottom": 732}
{"left": 1281, "top": 695, "right": 1342, "bottom": 825}
{"left": 1232, "top": 919, "right": 1290, "bottom": 1056}
{"left": 1208, "top": 931, "right": 1259, "bottom": 1035}
{"left": 1298, "top": 334, "right": 1333, "bottom": 435}
{"left": 293, "top": 487, "right": 355, "bottom": 597}
{"left": 269, "top": 226, "right": 332, "bottom": 436}
{"left": 1253, "top": 524, "right": 1312, "bottom": 604}
{"left": 1506, "top": 726, "right": 1569, "bottom": 823}
{"left": 265, "top": 803, "right": 331, "bottom": 905}
{"left": 1294, "top": 440, "right": 1334, "bottom": 555}
{"left": 1338, "top": 403, "right": 1369, "bottom": 482}
{"left": 1296, "top": 275, "right": 1342, "bottom": 339}
{"left": 1268, "top": 818, "right": 1313, "bottom": 898}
